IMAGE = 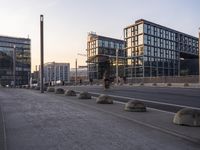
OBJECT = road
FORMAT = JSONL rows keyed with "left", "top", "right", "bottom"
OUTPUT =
{"left": 65, "top": 85, "right": 200, "bottom": 109}
{"left": 0, "top": 88, "right": 199, "bottom": 150}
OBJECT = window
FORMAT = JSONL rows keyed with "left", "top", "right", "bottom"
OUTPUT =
{"left": 127, "top": 38, "right": 132, "bottom": 47}
{"left": 138, "top": 24, "right": 143, "bottom": 34}
{"left": 144, "top": 46, "right": 148, "bottom": 55}
{"left": 104, "top": 41, "right": 108, "bottom": 47}
{"left": 127, "top": 48, "right": 132, "bottom": 57}
{"left": 127, "top": 28, "right": 132, "bottom": 37}
{"left": 144, "top": 24, "right": 148, "bottom": 33}
{"left": 144, "top": 35, "right": 148, "bottom": 44}
{"left": 151, "top": 36, "right": 154, "bottom": 46}
{"left": 138, "top": 35, "right": 143, "bottom": 45}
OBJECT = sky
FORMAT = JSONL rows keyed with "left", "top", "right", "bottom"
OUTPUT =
{"left": 0, "top": 0, "right": 200, "bottom": 72}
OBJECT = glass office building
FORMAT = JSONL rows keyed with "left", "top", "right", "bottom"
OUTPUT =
{"left": 87, "top": 33, "right": 126, "bottom": 80}
{"left": 124, "top": 19, "right": 199, "bottom": 78}
{"left": 0, "top": 36, "right": 31, "bottom": 86}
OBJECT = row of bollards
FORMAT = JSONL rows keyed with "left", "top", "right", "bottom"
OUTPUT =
{"left": 29, "top": 86, "right": 200, "bottom": 127}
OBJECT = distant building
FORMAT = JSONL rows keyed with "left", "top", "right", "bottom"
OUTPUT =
{"left": 43, "top": 62, "right": 70, "bottom": 85}
{"left": 70, "top": 66, "right": 88, "bottom": 81}
{"left": 0, "top": 35, "right": 31, "bottom": 86}
{"left": 124, "top": 19, "right": 199, "bottom": 78}
{"left": 87, "top": 32, "right": 126, "bottom": 80}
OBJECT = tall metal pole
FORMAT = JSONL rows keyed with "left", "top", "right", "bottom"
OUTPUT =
{"left": 40, "top": 15, "right": 44, "bottom": 93}
{"left": 13, "top": 45, "right": 16, "bottom": 87}
{"left": 116, "top": 48, "right": 119, "bottom": 85}
{"left": 75, "top": 59, "right": 77, "bottom": 86}
{"left": 199, "top": 29, "right": 200, "bottom": 84}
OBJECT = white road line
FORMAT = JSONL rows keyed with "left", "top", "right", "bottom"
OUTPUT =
{"left": 88, "top": 91, "right": 200, "bottom": 111}
{"left": 92, "top": 96, "right": 175, "bottom": 115}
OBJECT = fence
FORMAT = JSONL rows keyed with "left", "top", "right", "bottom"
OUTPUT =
{"left": 127, "top": 75, "right": 199, "bottom": 83}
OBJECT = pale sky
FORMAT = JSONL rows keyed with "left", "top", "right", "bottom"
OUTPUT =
{"left": 0, "top": 0, "right": 200, "bottom": 72}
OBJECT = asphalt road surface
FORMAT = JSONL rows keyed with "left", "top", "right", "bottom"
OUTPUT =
{"left": 0, "top": 88, "right": 199, "bottom": 150}
{"left": 66, "top": 85, "right": 200, "bottom": 109}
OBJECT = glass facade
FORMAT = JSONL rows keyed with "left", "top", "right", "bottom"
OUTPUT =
{"left": 87, "top": 33, "right": 126, "bottom": 79}
{"left": 124, "top": 19, "right": 199, "bottom": 78}
{"left": 0, "top": 36, "right": 31, "bottom": 86}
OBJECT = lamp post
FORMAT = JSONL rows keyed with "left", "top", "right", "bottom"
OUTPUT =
{"left": 40, "top": 15, "right": 44, "bottom": 93}
{"left": 75, "top": 58, "right": 77, "bottom": 86}
{"left": 199, "top": 28, "right": 200, "bottom": 84}
{"left": 13, "top": 45, "right": 16, "bottom": 87}
{"left": 116, "top": 48, "right": 119, "bottom": 85}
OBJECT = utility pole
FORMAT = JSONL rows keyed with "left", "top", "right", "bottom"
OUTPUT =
{"left": 116, "top": 48, "right": 119, "bottom": 85}
{"left": 13, "top": 45, "right": 16, "bottom": 87}
{"left": 40, "top": 15, "right": 44, "bottom": 93}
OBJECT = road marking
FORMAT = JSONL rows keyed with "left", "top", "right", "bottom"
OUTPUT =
{"left": 92, "top": 95, "right": 175, "bottom": 115}
{"left": 89, "top": 91, "right": 200, "bottom": 111}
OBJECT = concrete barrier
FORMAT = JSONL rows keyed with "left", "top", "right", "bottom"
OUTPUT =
{"left": 34, "top": 86, "right": 40, "bottom": 90}
{"left": 47, "top": 87, "right": 55, "bottom": 92}
{"left": 173, "top": 108, "right": 200, "bottom": 127}
{"left": 78, "top": 92, "right": 91, "bottom": 99}
{"left": 96, "top": 94, "right": 114, "bottom": 104}
{"left": 184, "top": 83, "right": 189, "bottom": 87}
{"left": 124, "top": 100, "right": 146, "bottom": 112}
{"left": 65, "top": 90, "right": 76, "bottom": 96}
{"left": 55, "top": 88, "right": 65, "bottom": 94}
{"left": 167, "top": 83, "right": 172, "bottom": 86}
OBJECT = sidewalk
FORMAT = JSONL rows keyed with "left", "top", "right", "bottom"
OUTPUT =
{"left": 52, "top": 94, "right": 200, "bottom": 144}
{"left": 0, "top": 88, "right": 200, "bottom": 150}
{"left": 0, "top": 105, "right": 6, "bottom": 150}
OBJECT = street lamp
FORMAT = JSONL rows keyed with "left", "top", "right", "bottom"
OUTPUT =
{"left": 40, "top": 15, "right": 44, "bottom": 93}
{"left": 116, "top": 48, "right": 119, "bottom": 85}
{"left": 75, "top": 58, "right": 77, "bottom": 86}
{"left": 199, "top": 28, "right": 200, "bottom": 84}
{"left": 13, "top": 45, "right": 16, "bottom": 87}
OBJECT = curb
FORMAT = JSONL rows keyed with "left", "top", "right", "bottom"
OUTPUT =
{"left": 0, "top": 105, "right": 7, "bottom": 150}
{"left": 75, "top": 90, "right": 200, "bottom": 113}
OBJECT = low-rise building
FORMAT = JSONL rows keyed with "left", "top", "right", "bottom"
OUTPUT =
{"left": 44, "top": 62, "right": 70, "bottom": 85}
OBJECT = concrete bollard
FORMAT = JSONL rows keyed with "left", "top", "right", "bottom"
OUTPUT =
{"left": 124, "top": 100, "right": 146, "bottom": 112}
{"left": 140, "top": 83, "right": 144, "bottom": 86}
{"left": 47, "top": 87, "right": 55, "bottom": 92}
{"left": 96, "top": 94, "right": 114, "bottom": 104}
{"left": 152, "top": 83, "right": 157, "bottom": 86}
{"left": 184, "top": 83, "right": 189, "bottom": 87}
{"left": 34, "top": 86, "right": 40, "bottom": 90}
{"left": 55, "top": 88, "right": 65, "bottom": 94}
{"left": 167, "top": 83, "right": 172, "bottom": 86}
{"left": 173, "top": 108, "right": 200, "bottom": 127}
{"left": 78, "top": 92, "right": 91, "bottom": 99}
{"left": 65, "top": 90, "right": 76, "bottom": 96}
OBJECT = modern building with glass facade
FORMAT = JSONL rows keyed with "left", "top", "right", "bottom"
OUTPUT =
{"left": 0, "top": 35, "right": 31, "bottom": 86}
{"left": 87, "top": 33, "right": 126, "bottom": 80}
{"left": 43, "top": 62, "right": 70, "bottom": 85}
{"left": 124, "top": 19, "right": 199, "bottom": 78}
